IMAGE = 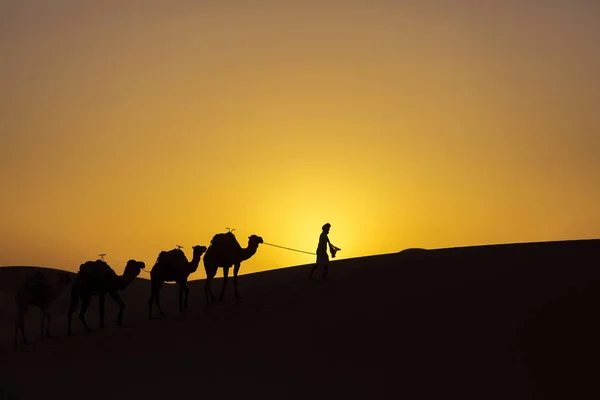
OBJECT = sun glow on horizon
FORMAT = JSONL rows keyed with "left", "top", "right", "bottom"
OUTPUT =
{"left": 1, "top": 1, "right": 599, "bottom": 277}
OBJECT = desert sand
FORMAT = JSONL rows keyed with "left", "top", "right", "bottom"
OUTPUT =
{"left": 1, "top": 239, "right": 599, "bottom": 399}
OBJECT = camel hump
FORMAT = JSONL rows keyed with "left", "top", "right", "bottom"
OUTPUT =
{"left": 79, "top": 260, "right": 116, "bottom": 279}
{"left": 156, "top": 248, "right": 188, "bottom": 265}
{"left": 210, "top": 232, "right": 240, "bottom": 250}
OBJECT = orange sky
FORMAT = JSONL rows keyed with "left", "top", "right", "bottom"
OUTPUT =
{"left": 1, "top": 1, "right": 599, "bottom": 279}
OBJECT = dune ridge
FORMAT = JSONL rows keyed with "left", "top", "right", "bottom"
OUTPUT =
{"left": 1, "top": 238, "right": 599, "bottom": 399}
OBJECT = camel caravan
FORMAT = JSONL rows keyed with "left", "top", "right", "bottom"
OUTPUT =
{"left": 13, "top": 229, "right": 264, "bottom": 348}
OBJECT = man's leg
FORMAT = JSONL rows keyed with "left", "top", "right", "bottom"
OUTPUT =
{"left": 310, "top": 253, "right": 324, "bottom": 278}
{"left": 309, "top": 263, "right": 319, "bottom": 278}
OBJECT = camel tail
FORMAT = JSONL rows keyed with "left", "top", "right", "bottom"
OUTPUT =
{"left": 69, "top": 285, "right": 80, "bottom": 311}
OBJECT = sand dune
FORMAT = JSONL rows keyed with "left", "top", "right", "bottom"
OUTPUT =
{"left": 1, "top": 239, "right": 599, "bottom": 399}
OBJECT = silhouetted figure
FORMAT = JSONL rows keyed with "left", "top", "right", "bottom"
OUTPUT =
{"left": 25, "top": 268, "right": 47, "bottom": 286}
{"left": 148, "top": 245, "right": 207, "bottom": 319}
{"left": 309, "top": 223, "right": 340, "bottom": 280}
{"left": 203, "top": 231, "right": 263, "bottom": 305}
{"left": 67, "top": 259, "right": 145, "bottom": 335}
{"left": 14, "top": 271, "right": 71, "bottom": 348}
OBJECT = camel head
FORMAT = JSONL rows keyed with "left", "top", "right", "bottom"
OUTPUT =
{"left": 192, "top": 245, "right": 208, "bottom": 258}
{"left": 248, "top": 235, "right": 264, "bottom": 248}
{"left": 124, "top": 259, "right": 146, "bottom": 278}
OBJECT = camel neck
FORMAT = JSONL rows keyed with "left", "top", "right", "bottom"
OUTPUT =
{"left": 240, "top": 245, "right": 258, "bottom": 262}
{"left": 116, "top": 272, "right": 137, "bottom": 290}
{"left": 187, "top": 253, "right": 202, "bottom": 274}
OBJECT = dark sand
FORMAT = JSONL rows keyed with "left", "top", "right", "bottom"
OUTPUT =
{"left": 1, "top": 239, "right": 599, "bottom": 399}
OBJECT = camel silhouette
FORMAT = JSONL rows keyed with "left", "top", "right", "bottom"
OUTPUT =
{"left": 148, "top": 244, "right": 207, "bottom": 319}
{"left": 67, "top": 259, "right": 145, "bottom": 335}
{"left": 203, "top": 231, "right": 263, "bottom": 305}
{"left": 14, "top": 270, "right": 71, "bottom": 348}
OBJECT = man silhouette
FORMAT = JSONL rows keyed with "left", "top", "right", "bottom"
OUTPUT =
{"left": 309, "top": 223, "right": 340, "bottom": 280}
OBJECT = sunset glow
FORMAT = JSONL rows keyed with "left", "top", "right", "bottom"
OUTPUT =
{"left": 2, "top": 1, "right": 599, "bottom": 278}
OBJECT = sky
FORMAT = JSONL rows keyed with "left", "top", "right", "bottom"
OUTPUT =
{"left": 1, "top": 0, "right": 599, "bottom": 279}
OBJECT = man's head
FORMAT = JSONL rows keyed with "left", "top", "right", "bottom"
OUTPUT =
{"left": 322, "top": 223, "right": 331, "bottom": 233}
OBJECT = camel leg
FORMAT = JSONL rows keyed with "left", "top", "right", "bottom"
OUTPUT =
{"left": 183, "top": 285, "right": 190, "bottom": 309}
{"left": 178, "top": 283, "right": 185, "bottom": 312}
{"left": 204, "top": 278, "right": 211, "bottom": 306}
{"left": 155, "top": 282, "right": 166, "bottom": 316}
{"left": 218, "top": 266, "right": 230, "bottom": 302}
{"left": 109, "top": 291, "right": 125, "bottom": 326}
{"left": 205, "top": 269, "right": 216, "bottom": 306}
{"left": 79, "top": 295, "right": 93, "bottom": 333}
{"left": 40, "top": 310, "right": 45, "bottom": 340}
{"left": 178, "top": 280, "right": 190, "bottom": 311}
{"left": 156, "top": 292, "right": 166, "bottom": 317}
{"left": 233, "top": 263, "right": 243, "bottom": 299}
{"left": 45, "top": 312, "right": 53, "bottom": 338}
{"left": 67, "top": 291, "right": 79, "bottom": 336}
{"left": 209, "top": 279, "right": 216, "bottom": 301}
{"left": 99, "top": 294, "right": 106, "bottom": 329}
{"left": 149, "top": 280, "right": 166, "bottom": 319}
{"left": 14, "top": 309, "right": 28, "bottom": 348}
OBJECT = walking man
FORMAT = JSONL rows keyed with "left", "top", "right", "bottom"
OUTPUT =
{"left": 309, "top": 223, "right": 340, "bottom": 280}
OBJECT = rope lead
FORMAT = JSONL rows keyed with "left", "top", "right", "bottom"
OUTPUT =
{"left": 262, "top": 242, "right": 316, "bottom": 255}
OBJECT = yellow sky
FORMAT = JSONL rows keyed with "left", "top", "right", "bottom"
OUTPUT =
{"left": 1, "top": 1, "right": 599, "bottom": 279}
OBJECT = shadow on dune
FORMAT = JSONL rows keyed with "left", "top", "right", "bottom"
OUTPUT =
{"left": 0, "top": 239, "right": 599, "bottom": 399}
{"left": 515, "top": 279, "right": 600, "bottom": 399}
{"left": 0, "top": 267, "right": 158, "bottom": 342}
